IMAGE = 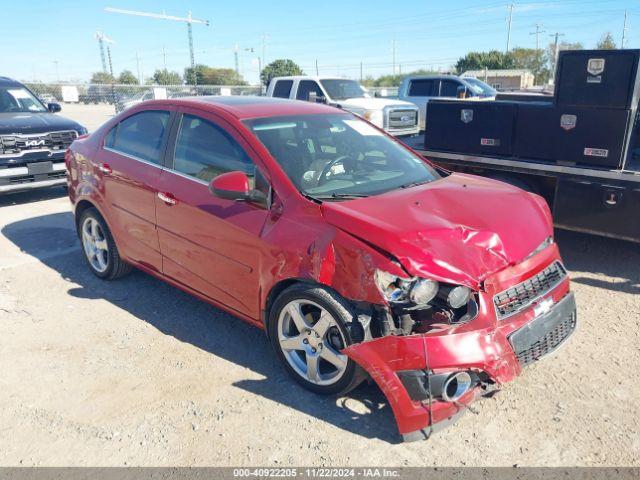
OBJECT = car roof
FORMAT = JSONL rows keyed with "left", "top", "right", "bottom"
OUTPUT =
{"left": 156, "top": 95, "right": 344, "bottom": 120}
{"left": 271, "top": 76, "right": 351, "bottom": 82}
{"left": 0, "top": 76, "right": 23, "bottom": 87}
{"left": 404, "top": 75, "right": 462, "bottom": 81}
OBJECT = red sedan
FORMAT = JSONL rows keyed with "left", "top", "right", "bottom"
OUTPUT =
{"left": 65, "top": 96, "right": 576, "bottom": 441}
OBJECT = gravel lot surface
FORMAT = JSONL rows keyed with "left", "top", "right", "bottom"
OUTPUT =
{"left": 0, "top": 188, "right": 638, "bottom": 466}
{"left": 59, "top": 103, "right": 115, "bottom": 132}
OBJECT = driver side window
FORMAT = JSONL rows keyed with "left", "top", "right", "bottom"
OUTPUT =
{"left": 296, "top": 81, "right": 323, "bottom": 101}
{"left": 173, "top": 114, "right": 255, "bottom": 183}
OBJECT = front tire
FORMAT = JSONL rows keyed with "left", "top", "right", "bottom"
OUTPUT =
{"left": 268, "top": 284, "right": 366, "bottom": 395}
{"left": 78, "top": 208, "right": 132, "bottom": 280}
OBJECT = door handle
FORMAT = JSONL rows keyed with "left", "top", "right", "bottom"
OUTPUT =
{"left": 97, "top": 163, "right": 112, "bottom": 175}
{"left": 157, "top": 192, "right": 177, "bottom": 206}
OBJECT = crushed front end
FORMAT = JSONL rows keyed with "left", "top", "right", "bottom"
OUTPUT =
{"left": 342, "top": 241, "right": 576, "bottom": 442}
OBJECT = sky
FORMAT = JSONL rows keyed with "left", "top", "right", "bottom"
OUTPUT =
{"left": 1, "top": 0, "right": 638, "bottom": 84}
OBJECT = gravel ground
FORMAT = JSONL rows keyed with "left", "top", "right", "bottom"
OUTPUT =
{"left": 0, "top": 188, "right": 638, "bottom": 466}
{"left": 59, "top": 103, "right": 115, "bottom": 132}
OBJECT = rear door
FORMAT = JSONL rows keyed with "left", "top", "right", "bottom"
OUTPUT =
{"left": 99, "top": 107, "right": 174, "bottom": 272}
{"left": 155, "top": 108, "right": 271, "bottom": 318}
{"left": 271, "top": 79, "right": 294, "bottom": 99}
{"left": 407, "top": 79, "right": 436, "bottom": 130}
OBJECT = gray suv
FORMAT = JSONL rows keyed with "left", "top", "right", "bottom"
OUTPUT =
{"left": 398, "top": 75, "right": 496, "bottom": 131}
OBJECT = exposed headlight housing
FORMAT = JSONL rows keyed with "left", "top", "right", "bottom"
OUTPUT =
{"left": 374, "top": 269, "right": 412, "bottom": 302}
{"left": 409, "top": 278, "right": 439, "bottom": 304}
{"left": 446, "top": 286, "right": 472, "bottom": 309}
{"left": 374, "top": 269, "right": 469, "bottom": 308}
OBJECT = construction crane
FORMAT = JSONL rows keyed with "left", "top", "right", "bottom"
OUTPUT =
{"left": 95, "top": 31, "right": 115, "bottom": 74}
{"left": 104, "top": 7, "right": 210, "bottom": 69}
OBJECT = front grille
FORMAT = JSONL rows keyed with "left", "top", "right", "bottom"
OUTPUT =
{"left": 514, "top": 313, "right": 576, "bottom": 366}
{"left": 388, "top": 109, "right": 418, "bottom": 129}
{"left": 0, "top": 130, "right": 77, "bottom": 155}
{"left": 494, "top": 262, "right": 567, "bottom": 319}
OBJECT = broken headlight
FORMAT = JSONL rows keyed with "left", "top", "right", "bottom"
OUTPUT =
{"left": 374, "top": 269, "right": 415, "bottom": 302}
{"left": 374, "top": 269, "right": 470, "bottom": 308}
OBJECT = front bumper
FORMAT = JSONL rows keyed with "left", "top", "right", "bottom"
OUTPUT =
{"left": 343, "top": 286, "right": 576, "bottom": 442}
{"left": 0, "top": 161, "right": 67, "bottom": 193}
{"left": 386, "top": 126, "right": 420, "bottom": 137}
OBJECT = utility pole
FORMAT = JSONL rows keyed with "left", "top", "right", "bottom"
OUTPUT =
{"left": 392, "top": 36, "right": 396, "bottom": 75}
{"left": 506, "top": 3, "right": 515, "bottom": 52}
{"left": 162, "top": 45, "right": 167, "bottom": 70}
{"left": 550, "top": 32, "right": 565, "bottom": 84}
{"left": 234, "top": 44, "right": 240, "bottom": 75}
{"left": 104, "top": 7, "right": 209, "bottom": 72}
{"left": 135, "top": 52, "right": 142, "bottom": 83}
{"left": 530, "top": 23, "right": 545, "bottom": 50}
{"left": 53, "top": 60, "right": 60, "bottom": 82}
{"left": 261, "top": 34, "right": 269, "bottom": 69}
{"left": 622, "top": 10, "right": 628, "bottom": 49}
{"left": 315, "top": 59, "right": 319, "bottom": 75}
{"left": 360, "top": 61, "right": 363, "bottom": 82}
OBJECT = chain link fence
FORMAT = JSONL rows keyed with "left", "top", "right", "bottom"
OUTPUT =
{"left": 24, "top": 82, "right": 398, "bottom": 131}
{"left": 25, "top": 83, "right": 262, "bottom": 113}
{"left": 27, "top": 83, "right": 397, "bottom": 110}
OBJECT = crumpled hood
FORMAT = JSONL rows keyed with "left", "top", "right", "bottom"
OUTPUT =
{"left": 0, "top": 112, "right": 84, "bottom": 135}
{"left": 321, "top": 173, "right": 553, "bottom": 288}
{"left": 339, "top": 97, "right": 417, "bottom": 111}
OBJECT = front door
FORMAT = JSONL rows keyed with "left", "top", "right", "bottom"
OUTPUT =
{"left": 100, "top": 108, "right": 173, "bottom": 272}
{"left": 155, "top": 109, "right": 271, "bottom": 318}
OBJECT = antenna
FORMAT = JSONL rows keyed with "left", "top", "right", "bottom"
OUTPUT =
{"left": 104, "top": 7, "right": 209, "bottom": 72}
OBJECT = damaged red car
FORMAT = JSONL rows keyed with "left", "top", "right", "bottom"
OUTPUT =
{"left": 66, "top": 96, "right": 576, "bottom": 441}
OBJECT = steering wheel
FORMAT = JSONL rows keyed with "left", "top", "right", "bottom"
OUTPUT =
{"left": 317, "top": 155, "right": 351, "bottom": 186}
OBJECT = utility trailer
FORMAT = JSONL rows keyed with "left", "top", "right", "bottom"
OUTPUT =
{"left": 402, "top": 49, "right": 640, "bottom": 243}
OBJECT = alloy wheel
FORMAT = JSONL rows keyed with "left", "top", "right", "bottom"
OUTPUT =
{"left": 81, "top": 217, "right": 109, "bottom": 273}
{"left": 277, "top": 299, "right": 349, "bottom": 386}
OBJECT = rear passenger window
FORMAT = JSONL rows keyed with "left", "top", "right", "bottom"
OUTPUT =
{"left": 408, "top": 79, "right": 434, "bottom": 96}
{"left": 439, "top": 80, "right": 461, "bottom": 97}
{"left": 272, "top": 80, "right": 293, "bottom": 98}
{"left": 173, "top": 114, "right": 255, "bottom": 183}
{"left": 106, "top": 110, "right": 170, "bottom": 164}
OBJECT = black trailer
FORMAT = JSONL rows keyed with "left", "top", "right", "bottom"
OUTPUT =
{"left": 403, "top": 49, "right": 640, "bottom": 243}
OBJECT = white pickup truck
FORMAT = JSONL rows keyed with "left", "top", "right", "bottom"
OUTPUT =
{"left": 266, "top": 76, "right": 420, "bottom": 137}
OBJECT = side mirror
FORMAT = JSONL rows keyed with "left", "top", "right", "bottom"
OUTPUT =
{"left": 308, "top": 92, "right": 326, "bottom": 104}
{"left": 48, "top": 103, "right": 62, "bottom": 113}
{"left": 456, "top": 86, "right": 468, "bottom": 99}
{"left": 209, "top": 171, "right": 268, "bottom": 206}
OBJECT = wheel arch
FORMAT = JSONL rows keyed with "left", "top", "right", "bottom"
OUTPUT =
{"left": 262, "top": 278, "right": 319, "bottom": 334}
{"left": 73, "top": 199, "right": 118, "bottom": 247}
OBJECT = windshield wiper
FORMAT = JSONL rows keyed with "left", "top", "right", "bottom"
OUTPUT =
{"left": 313, "top": 192, "right": 370, "bottom": 200}
{"left": 399, "top": 180, "right": 431, "bottom": 189}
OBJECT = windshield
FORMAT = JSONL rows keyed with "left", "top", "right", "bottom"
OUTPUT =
{"left": 463, "top": 78, "right": 497, "bottom": 97}
{"left": 320, "top": 79, "right": 369, "bottom": 101}
{"left": 245, "top": 114, "right": 439, "bottom": 200}
{"left": 0, "top": 86, "right": 47, "bottom": 113}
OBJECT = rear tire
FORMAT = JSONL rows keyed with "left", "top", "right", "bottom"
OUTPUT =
{"left": 78, "top": 208, "right": 132, "bottom": 280}
{"left": 268, "top": 284, "right": 367, "bottom": 396}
